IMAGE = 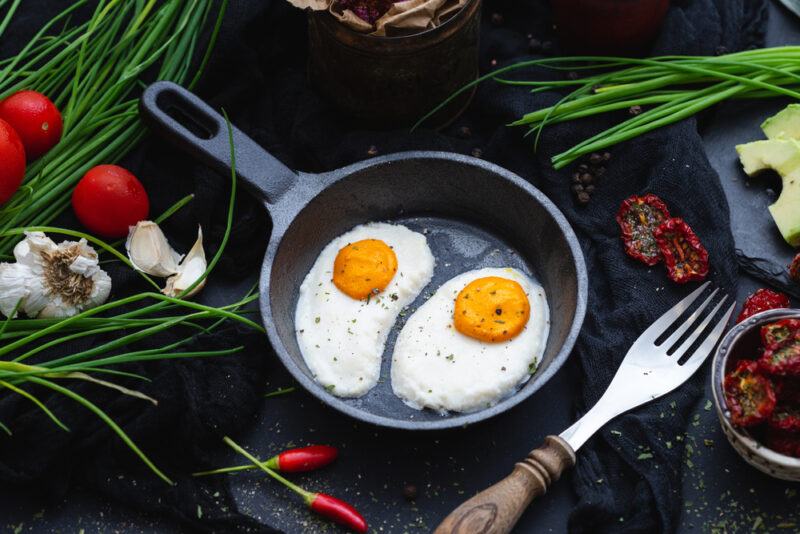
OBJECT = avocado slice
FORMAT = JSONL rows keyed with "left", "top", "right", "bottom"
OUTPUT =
{"left": 736, "top": 138, "right": 800, "bottom": 246}
{"left": 762, "top": 104, "right": 800, "bottom": 140}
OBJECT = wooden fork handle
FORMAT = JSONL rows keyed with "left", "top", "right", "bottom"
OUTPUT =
{"left": 434, "top": 436, "right": 576, "bottom": 534}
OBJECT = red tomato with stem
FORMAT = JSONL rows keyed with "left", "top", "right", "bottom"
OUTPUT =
{"left": 72, "top": 165, "right": 150, "bottom": 238}
{"left": 0, "top": 118, "right": 26, "bottom": 204}
{"left": 0, "top": 90, "right": 63, "bottom": 160}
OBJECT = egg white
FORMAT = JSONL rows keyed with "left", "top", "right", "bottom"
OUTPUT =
{"left": 295, "top": 222, "right": 435, "bottom": 398}
{"left": 391, "top": 267, "right": 549, "bottom": 413}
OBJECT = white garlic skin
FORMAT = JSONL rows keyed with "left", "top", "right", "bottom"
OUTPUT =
{"left": 0, "top": 231, "right": 112, "bottom": 319}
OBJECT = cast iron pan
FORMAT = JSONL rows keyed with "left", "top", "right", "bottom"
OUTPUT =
{"left": 139, "top": 81, "right": 588, "bottom": 430}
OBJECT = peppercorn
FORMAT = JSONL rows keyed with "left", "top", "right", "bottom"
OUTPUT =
{"left": 457, "top": 126, "right": 472, "bottom": 139}
{"left": 403, "top": 483, "right": 418, "bottom": 501}
{"left": 571, "top": 184, "right": 584, "bottom": 194}
{"left": 603, "top": 152, "right": 611, "bottom": 162}
{"left": 585, "top": 185, "right": 595, "bottom": 194}
{"left": 589, "top": 153, "right": 603, "bottom": 166}
{"left": 471, "top": 147, "right": 483, "bottom": 158}
{"left": 629, "top": 105, "right": 643, "bottom": 116}
{"left": 571, "top": 173, "right": 581, "bottom": 184}
{"left": 367, "top": 145, "right": 378, "bottom": 157}
{"left": 528, "top": 38, "right": 542, "bottom": 53}
{"left": 580, "top": 173, "right": 594, "bottom": 185}
{"left": 594, "top": 166, "right": 606, "bottom": 177}
{"left": 576, "top": 191, "right": 591, "bottom": 205}
{"left": 490, "top": 12, "right": 504, "bottom": 25}
{"left": 577, "top": 163, "right": 589, "bottom": 173}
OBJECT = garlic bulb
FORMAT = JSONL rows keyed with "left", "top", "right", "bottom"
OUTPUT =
{"left": 125, "top": 221, "right": 183, "bottom": 277}
{"left": 163, "top": 227, "right": 207, "bottom": 298}
{"left": 0, "top": 232, "right": 112, "bottom": 318}
{"left": 126, "top": 222, "right": 207, "bottom": 298}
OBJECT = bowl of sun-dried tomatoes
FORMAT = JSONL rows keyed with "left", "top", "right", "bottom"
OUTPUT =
{"left": 711, "top": 308, "right": 800, "bottom": 481}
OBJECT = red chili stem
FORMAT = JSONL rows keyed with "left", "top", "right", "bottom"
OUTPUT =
{"left": 222, "top": 436, "right": 312, "bottom": 500}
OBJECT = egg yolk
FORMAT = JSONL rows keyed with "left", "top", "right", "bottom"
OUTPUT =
{"left": 332, "top": 239, "right": 398, "bottom": 300}
{"left": 453, "top": 276, "right": 530, "bottom": 342}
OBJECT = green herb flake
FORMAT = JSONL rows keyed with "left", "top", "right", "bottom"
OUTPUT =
{"left": 637, "top": 452, "right": 653, "bottom": 460}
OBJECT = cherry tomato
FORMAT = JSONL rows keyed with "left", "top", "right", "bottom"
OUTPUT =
{"left": 71, "top": 165, "right": 149, "bottom": 238}
{"left": 0, "top": 90, "right": 63, "bottom": 160}
{"left": 0, "top": 118, "right": 26, "bottom": 204}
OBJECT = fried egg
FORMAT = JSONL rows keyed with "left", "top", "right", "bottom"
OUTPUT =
{"left": 295, "top": 222, "right": 434, "bottom": 398}
{"left": 391, "top": 267, "right": 549, "bottom": 413}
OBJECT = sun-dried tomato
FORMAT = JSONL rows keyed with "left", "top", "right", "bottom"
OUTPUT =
{"left": 736, "top": 288, "right": 791, "bottom": 323}
{"left": 789, "top": 252, "right": 800, "bottom": 284}
{"left": 769, "top": 403, "right": 800, "bottom": 432}
{"left": 759, "top": 319, "right": 800, "bottom": 376}
{"left": 761, "top": 319, "right": 800, "bottom": 347}
{"left": 653, "top": 218, "right": 709, "bottom": 284}
{"left": 616, "top": 194, "right": 671, "bottom": 266}
{"left": 724, "top": 359, "right": 777, "bottom": 427}
{"left": 765, "top": 427, "right": 800, "bottom": 458}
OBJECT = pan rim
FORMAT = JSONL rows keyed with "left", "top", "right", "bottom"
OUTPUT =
{"left": 259, "top": 151, "right": 588, "bottom": 430}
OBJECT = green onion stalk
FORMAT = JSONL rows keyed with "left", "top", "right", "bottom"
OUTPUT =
{"left": 0, "top": 115, "right": 260, "bottom": 485}
{"left": 415, "top": 47, "right": 800, "bottom": 169}
{"left": 0, "top": 0, "right": 228, "bottom": 256}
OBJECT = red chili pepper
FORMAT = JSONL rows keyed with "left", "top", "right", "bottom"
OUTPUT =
{"left": 765, "top": 427, "right": 800, "bottom": 458}
{"left": 307, "top": 492, "right": 368, "bottom": 533}
{"left": 789, "top": 252, "right": 800, "bottom": 284}
{"left": 269, "top": 445, "right": 338, "bottom": 473}
{"left": 616, "top": 194, "right": 671, "bottom": 266}
{"left": 723, "top": 359, "right": 777, "bottom": 427}
{"left": 736, "top": 288, "right": 791, "bottom": 323}
{"left": 759, "top": 319, "right": 800, "bottom": 376}
{"left": 653, "top": 217, "right": 709, "bottom": 284}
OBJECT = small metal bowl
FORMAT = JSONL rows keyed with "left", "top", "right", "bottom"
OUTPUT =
{"left": 711, "top": 308, "right": 800, "bottom": 481}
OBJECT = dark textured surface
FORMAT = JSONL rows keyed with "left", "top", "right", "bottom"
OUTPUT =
{"left": 0, "top": 1, "right": 798, "bottom": 533}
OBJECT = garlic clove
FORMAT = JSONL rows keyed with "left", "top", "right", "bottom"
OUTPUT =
{"left": 126, "top": 221, "right": 183, "bottom": 277}
{"left": 162, "top": 226, "right": 207, "bottom": 298}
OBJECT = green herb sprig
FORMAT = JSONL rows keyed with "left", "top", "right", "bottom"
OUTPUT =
{"left": 0, "top": 116, "right": 255, "bottom": 485}
{"left": 0, "top": 0, "right": 228, "bottom": 256}
{"left": 415, "top": 47, "right": 800, "bottom": 168}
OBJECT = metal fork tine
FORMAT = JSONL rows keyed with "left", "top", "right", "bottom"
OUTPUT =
{"left": 660, "top": 288, "right": 720, "bottom": 351}
{"left": 638, "top": 281, "right": 711, "bottom": 344}
{"left": 671, "top": 295, "right": 728, "bottom": 360}
{"left": 682, "top": 302, "right": 736, "bottom": 372}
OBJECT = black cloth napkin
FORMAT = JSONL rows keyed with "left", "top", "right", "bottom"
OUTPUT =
{"left": 0, "top": 0, "right": 765, "bottom": 532}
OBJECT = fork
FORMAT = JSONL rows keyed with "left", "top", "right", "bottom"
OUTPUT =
{"left": 434, "top": 282, "right": 735, "bottom": 534}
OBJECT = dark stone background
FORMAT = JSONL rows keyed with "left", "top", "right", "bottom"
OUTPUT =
{"left": 1, "top": 2, "right": 799, "bottom": 533}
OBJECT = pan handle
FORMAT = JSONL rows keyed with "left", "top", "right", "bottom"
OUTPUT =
{"left": 139, "top": 81, "right": 297, "bottom": 204}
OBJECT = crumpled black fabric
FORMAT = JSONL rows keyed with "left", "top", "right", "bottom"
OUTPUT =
{"left": 0, "top": 0, "right": 765, "bottom": 532}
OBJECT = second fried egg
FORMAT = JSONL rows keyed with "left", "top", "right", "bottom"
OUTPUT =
{"left": 391, "top": 267, "right": 549, "bottom": 413}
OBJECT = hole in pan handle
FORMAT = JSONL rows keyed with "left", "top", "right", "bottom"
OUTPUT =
{"left": 139, "top": 81, "right": 297, "bottom": 204}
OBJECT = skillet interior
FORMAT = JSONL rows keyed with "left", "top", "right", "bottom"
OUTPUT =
{"left": 267, "top": 155, "right": 583, "bottom": 428}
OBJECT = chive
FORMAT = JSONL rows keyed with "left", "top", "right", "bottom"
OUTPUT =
{"left": 419, "top": 48, "right": 800, "bottom": 167}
